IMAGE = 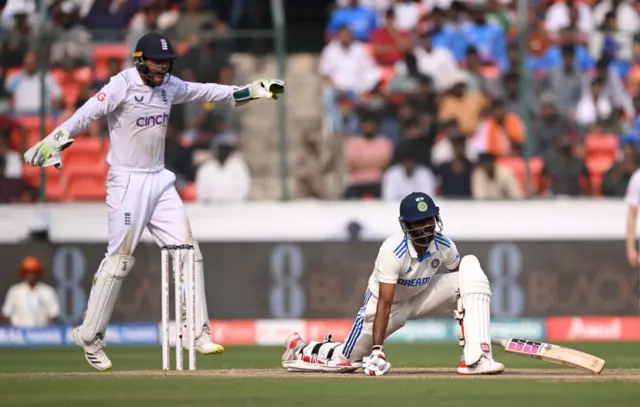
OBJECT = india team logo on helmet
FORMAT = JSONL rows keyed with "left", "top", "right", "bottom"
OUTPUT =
{"left": 416, "top": 196, "right": 429, "bottom": 213}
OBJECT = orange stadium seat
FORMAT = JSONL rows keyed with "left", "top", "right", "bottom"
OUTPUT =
{"left": 60, "top": 137, "right": 104, "bottom": 165}
{"left": 586, "top": 155, "right": 615, "bottom": 196}
{"left": 65, "top": 170, "right": 107, "bottom": 201}
{"left": 497, "top": 156, "right": 544, "bottom": 193}
{"left": 584, "top": 133, "right": 618, "bottom": 161}
{"left": 22, "top": 164, "right": 62, "bottom": 188}
{"left": 93, "top": 44, "right": 127, "bottom": 81}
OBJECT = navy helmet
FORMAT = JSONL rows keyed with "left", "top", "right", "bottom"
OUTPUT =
{"left": 398, "top": 192, "right": 443, "bottom": 247}
{"left": 132, "top": 32, "right": 177, "bottom": 86}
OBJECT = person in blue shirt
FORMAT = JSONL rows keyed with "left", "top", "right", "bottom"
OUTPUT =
{"left": 326, "top": 0, "right": 378, "bottom": 42}
{"left": 463, "top": 6, "right": 507, "bottom": 69}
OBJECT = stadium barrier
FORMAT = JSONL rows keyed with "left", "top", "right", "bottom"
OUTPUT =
{"left": 2, "top": 317, "right": 638, "bottom": 348}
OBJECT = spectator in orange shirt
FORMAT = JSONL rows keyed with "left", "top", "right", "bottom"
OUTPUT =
{"left": 370, "top": 8, "right": 412, "bottom": 67}
{"left": 343, "top": 114, "right": 393, "bottom": 199}
{"left": 468, "top": 99, "right": 525, "bottom": 161}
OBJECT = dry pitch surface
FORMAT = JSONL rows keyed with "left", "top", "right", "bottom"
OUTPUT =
{"left": 3, "top": 368, "right": 640, "bottom": 382}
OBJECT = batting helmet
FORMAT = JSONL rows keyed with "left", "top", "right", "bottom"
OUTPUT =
{"left": 398, "top": 192, "right": 443, "bottom": 247}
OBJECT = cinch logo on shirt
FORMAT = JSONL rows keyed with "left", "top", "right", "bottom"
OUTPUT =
{"left": 397, "top": 276, "right": 430, "bottom": 287}
{"left": 136, "top": 112, "right": 169, "bottom": 127}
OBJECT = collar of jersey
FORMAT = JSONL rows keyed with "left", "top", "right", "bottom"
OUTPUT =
{"left": 406, "top": 238, "right": 432, "bottom": 261}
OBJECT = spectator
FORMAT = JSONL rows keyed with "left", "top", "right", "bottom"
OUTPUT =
{"left": 431, "top": 119, "right": 464, "bottom": 167}
{"left": 195, "top": 133, "right": 251, "bottom": 203}
{"left": 410, "top": 29, "right": 459, "bottom": 92}
{"left": 319, "top": 25, "right": 380, "bottom": 133}
{"left": 0, "top": 155, "right": 36, "bottom": 203}
{"left": 369, "top": 7, "right": 412, "bottom": 67}
{"left": 49, "top": 2, "right": 93, "bottom": 70}
{"left": 575, "top": 76, "right": 613, "bottom": 130}
{"left": 463, "top": 5, "right": 507, "bottom": 68}
{"left": 436, "top": 135, "right": 474, "bottom": 198}
{"left": 5, "top": 50, "right": 63, "bottom": 114}
{"left": 173, "top": 0, "right": 219, "bottom": 40}
{"left": 530, "top": 92, "right": 580, "bottom": 157}
{"left": 326, "top": 0, "right": 378, "bottom": 42}
{"left": 602, "top": 138, "right": 638, "bottom": 196}
{"left": 533, "top": 42, "right": 595, "bottom": 72}
{"left": 392, "top": 116, "right": 436, "bottom": 168}
{"left": 386, "top": 53, "right": 421, "bottom": 95}
{"left": 593, "top": 57, "right": 633, "bottom": 116}
{"left": 468, "top": 99, "right": 525, "bottom": 161}
{"left": 80, "top": 0, "right": 136, "bottom": 42}
{"left": 540, "top": 134, "right": 591, "bottom": 196}
{"left": 498, "top": 71, "right": 524, "bottom": 117}
{"left": 438, "top": 70, "right": 489, "bottom": 136}
{"left": 589, "top": 11, "right": 632, "bottom": 79}
{"left": 593, "top": 0, "right": 640, "bottom": 32}
{"left": 0, "top": 10, "right": 36, "bottom": 69}
{"left": 545, "top": 0, "right": 594, "bottom": 33}
{"left": 391, "top": 0, "right": 423, "bottom": 32}
{"left": 463, "top": 47, "right": 493, "bottom": 95}
{"left": 126, "top": 1, "right": 174, "bottom": 64}
{"left": 541, "top": 44, "right": 587, "bottom": 117}
{"left": 92, "top": 57, "right": 122, "bottom": 91}
{"left": 406, "top": 74, "right": 438, "bottom": 117}
{"left": 0, "top": 256, "right": 59, "bottom": 327}
{"left": 382, "top": 147, "right": 436, "bottom": 200}
{"left": 0, "top": 113, "right": 26, "bottom": 153}
{"left": 471, "top": 152, "right": 524, "bottom": 199}
{"left": 343, "top": 114, "right": 392, "bottom": 199}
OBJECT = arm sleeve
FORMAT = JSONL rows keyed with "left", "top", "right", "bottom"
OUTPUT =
{"left": 171, "top": 76, "right": 235, "bottom": 105}
{"left": 442, "top": 238, "right": 461, "bottom": 270}
{"left": 374, "top": 244, "right": 402, "bottom": 284}
{"left": 626, "top": 170, "right": 640, "bottom": 206}
{"left": 59, "top": 75, "right": 127, "bottom": 136}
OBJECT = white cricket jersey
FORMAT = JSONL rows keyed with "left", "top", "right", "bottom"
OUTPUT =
{"left": 625, "top": 168, "right": 640, "bottom": 206}
{"left": 367, "top": 231, "right": 461, "bottom": 303}
{"left": 60, "top": 68, "right": 236, "bottom": 171}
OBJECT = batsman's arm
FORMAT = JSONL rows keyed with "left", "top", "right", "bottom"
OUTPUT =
{"left": 372, "top": 282, "right": 395, "bottom": 347}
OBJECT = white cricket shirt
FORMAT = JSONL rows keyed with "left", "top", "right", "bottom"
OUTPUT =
{"left": 60, "top": 68, "right": 236, "bottom": 171}
{"left": 625, "top": 168, "right": 640, "bottom": 206}
{"left": 367, "top": 231, "right": 461, "bottom": 303}
{"left": 1, "top": 282, "right": 60, "bottom": 327}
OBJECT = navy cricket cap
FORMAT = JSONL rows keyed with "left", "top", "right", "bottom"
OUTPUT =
{"left": 132, "top": 32, "right": 177, "bottom": 60}
{"left": 399, "top": 192, "right": 440, "bottom": 223}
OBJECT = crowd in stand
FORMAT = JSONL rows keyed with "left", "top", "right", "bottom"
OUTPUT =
{"left": 0, "top": 0, "right": 255, "bottom": 203}
{"left": 319, "top": 0, "right": 640, "bottom": 200}
{"left": 1, "top": 0, "right": 640, "bottom": 203}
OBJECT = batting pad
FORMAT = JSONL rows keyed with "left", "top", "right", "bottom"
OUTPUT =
{"left": 80, "top": 254, "right": 135, "bottom": 342}
{"left": 458, "top": 255, "right": 492, "bottom": 366}
{"left": 192, "top": 240, "right": 207, "bottom": 338}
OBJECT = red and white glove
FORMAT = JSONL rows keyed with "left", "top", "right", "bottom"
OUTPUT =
{"left": 363, "top": 345, "right": 392, "bottom": 376}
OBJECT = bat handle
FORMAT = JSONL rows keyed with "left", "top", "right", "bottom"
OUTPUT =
{"left": 491, "top": 338, "right": 508, "bottom": 348}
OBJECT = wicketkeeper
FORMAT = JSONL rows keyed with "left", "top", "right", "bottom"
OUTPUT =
{"left": 23, "top": 32, "right": 285, "bottom": 371}
{"left": 282, "top": 192, "right": 505, "bottom": 376}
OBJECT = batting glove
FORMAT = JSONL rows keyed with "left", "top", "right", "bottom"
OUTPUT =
{"left": 233, "top": 79, "right": 285, "bottom": 106}
{"left": 363, "top": 346, "right": 392, "bottom": 376}
{"left": 23, "top": 126, "right": 74, "bottom": 170}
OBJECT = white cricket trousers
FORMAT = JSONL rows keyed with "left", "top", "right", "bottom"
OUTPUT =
{"left": 341, "top": 273, "right": 459, "bottom": 362}
{"left": 105, "top": 167, "right": 191, "bottom": 257}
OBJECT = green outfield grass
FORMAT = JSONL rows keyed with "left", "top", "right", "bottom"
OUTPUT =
{"left": 1, "top": 342, "right": 639, "bottom": 407}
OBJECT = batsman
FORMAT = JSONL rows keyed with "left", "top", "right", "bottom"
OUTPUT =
{"left": 23, "top": 32, "right": 285, "bottom": 371}
{"left": 282, "top": 192, "right": 505, "bottom": 376}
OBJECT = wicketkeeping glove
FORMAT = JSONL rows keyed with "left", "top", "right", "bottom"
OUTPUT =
{"left": 233, "top": 79, "right": 285, "bottom": 106}
{"left": 363, "top": 346, "right": 392, "bottom": 376}
{"left": 23, "top": 126, "right": 74, "bottom": 170}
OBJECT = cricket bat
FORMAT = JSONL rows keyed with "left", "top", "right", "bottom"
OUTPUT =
{"left": 492, "top": 338, "right": 605, "bottom": 374}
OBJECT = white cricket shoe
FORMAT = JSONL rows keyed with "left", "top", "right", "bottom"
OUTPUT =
{"left": 72, "top": 327, "right": 113, "bottom": 372}
{"left": 282, "top": 332, "right": 306, "bottom": 363}
{"left": 457, "top": 356, "right": 505, "bottom": 375}
{"left": 184, "top": 324, "right": 224, "bottom": 355}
